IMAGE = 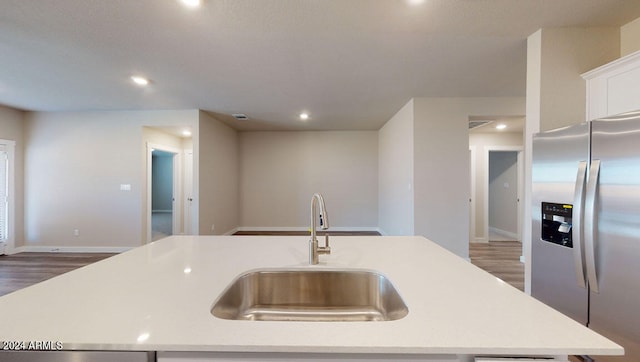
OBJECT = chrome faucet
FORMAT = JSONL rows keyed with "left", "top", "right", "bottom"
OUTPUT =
{"left": 309, "top": 193, "right": 330, "bottom": 265}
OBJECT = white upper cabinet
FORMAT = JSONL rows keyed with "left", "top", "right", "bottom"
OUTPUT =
{"left": 582, "top": 50, "right": 640, "bottom": 120}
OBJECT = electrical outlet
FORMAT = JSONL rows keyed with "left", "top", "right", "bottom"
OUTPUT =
{"left": 73, "top": 229, "right": 79, "bottom": 237}
{"left": 211, "top": 224, "right": 215, "bottom": 231}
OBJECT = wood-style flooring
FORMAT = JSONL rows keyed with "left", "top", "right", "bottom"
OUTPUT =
{"left": 0, "top": 252, "right": 115, "bottom": 297}
{"left": 0, "top": 237, "right": 522, "bottom": 296}
{"left": 469, "top": 240, "right": 524, "bottom": 292}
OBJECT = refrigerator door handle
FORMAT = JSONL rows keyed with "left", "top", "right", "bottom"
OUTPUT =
{"left": 584, "top": 159, "right": 601, "bottom": 293}
{"left": 572, "top": 161, "right": 588, "bottom": 289}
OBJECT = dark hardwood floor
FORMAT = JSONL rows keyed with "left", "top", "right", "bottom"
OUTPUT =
{"left": 0, "top": 252, "right": 115, "bottom": 297}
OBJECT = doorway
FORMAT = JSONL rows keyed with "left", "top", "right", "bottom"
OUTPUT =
{"left": 151, "top": 150, "right": 175, "bottom": 241}
{"left": 486, "top": 149, "right": 523, "bottom": 241}
{"left": 146, "top": 143, "right": 182, "bottom": 243}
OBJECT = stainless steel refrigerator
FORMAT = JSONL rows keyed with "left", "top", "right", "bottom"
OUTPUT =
{"left": 532, "top": 110, "right": 640, "bottom": 361}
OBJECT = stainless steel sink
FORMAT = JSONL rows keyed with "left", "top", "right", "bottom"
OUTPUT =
{"left": 211, "top": 269, "right": 408, "bottom": 322}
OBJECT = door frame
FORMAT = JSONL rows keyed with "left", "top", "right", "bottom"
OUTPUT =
{"left": 146, "top": 142, "right": 182, "bottom": 243}
{"left": 469, "top": 146, "right": 477, "bottom": 242}
{"left": 182, "top": 148, "right": 194, "bottom": 235}
{"left": 483, "top": 145, "right": 524, "bottom": 242}
{"left": 0, "top": 139, "right": 15, "bottom": 255}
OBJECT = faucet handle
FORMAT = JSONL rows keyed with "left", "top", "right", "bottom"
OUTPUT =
{"left": 318, "top": 234, "right": 331, "bottom": 255}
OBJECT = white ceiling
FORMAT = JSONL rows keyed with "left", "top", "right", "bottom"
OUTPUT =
{"left": 2, "top": 1, "right": 640, "bottom": 131}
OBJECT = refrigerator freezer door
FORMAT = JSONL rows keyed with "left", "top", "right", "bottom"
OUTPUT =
{"left": 572, "top": 161, "right": 588, "bottom": 289}
{"left": 531, "top": 123, "right": 589, "bottom": 325}
{"left": 588, "top": 114, "right": 640, "bottom": 360}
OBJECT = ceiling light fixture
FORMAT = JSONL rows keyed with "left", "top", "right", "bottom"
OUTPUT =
{"left": 407, "top": 0, "right": 425, "bottom": 5}
{"left": 182, "top": 129, "right": 192, "bottom": 137}
{"left": 299, "top": 112, "right": 310, "bottom": 121}
{"left": 496, "top": 124, "right": 507, "bottom": 130}
{"left": 130, "top": 75, "right": 149, "bottom": 86}
{"left": 179, "top": 0, "right": 201, "bottom": 8}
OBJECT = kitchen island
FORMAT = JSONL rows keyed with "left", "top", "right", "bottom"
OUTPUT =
{"left": 0, "top": 235, "right": 623, "bottom": 361}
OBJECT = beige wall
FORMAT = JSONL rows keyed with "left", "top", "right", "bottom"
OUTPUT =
{"left": 198, "top": 111, "right": 239, "bottom": 235}
{"left": 239, "top": 131, "right": 378, "bottom": 229}
{"left": 413, "top": 97, "right": 525, "bottom": 259}
{"left": 0, "top": 105, "right": 25, "bottom": 246}
{"left": 378, "top": 100, "right": 414, "bottom": 236}
{"left": 469, "top": 132, "right": 523, "bottom": 241}
{"left": 23, "top": 110, "right": 198, "bottom": 249}
{"left": 622, "top": 17, "right": 640, "bottom": 57}
{"left": 539, "top": 27, "right": 620, "bottom": 131}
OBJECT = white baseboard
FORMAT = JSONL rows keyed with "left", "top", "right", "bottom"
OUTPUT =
{"left": 12, "top": 245, "right": 133, "bottom": 254}
{"left": 234, "top": 226, "right": 381, "bottom": 233}
{"left": 235, "top": 226, "right": 306, "bottom": 232}
{"left": 471, "top": 237, "right": 489, "bottom": 243}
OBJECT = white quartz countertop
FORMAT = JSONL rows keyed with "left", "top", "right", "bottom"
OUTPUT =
{"left": 0, "top": 235, "right": 623, "bottom": 356}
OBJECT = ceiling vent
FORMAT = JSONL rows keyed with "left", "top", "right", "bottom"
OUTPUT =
{"left": 232, "top": 113, "right": 249, "bottom": 120}
{"left": 468, "top": 120, "right": 493, "bottom": 130}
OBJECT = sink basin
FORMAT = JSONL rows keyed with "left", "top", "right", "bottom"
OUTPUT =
{"left": 211, "top": 269, "right": 408, "bottom": 322}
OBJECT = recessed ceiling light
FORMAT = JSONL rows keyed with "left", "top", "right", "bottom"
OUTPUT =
{"left": 179, "top": 0, "right": 201, "bottom": 8}
{"left": 299, "top": 112, "right": 310, "bottom": 120}
{"left": 130, "top": 75, "right": 149, "bottom": 86}
{"left": 182, "top": 129, "right": 192, "bottom": 137}
{"left": 496, "top": 124, "right": 507, "bottom": 130}
{"left": 407, "top": 0, "right": 425, "bottom": 5}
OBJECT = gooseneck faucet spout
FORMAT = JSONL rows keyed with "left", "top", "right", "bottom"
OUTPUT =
{"left": 310, "top": 193, "right": 330, "bottom": 265}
